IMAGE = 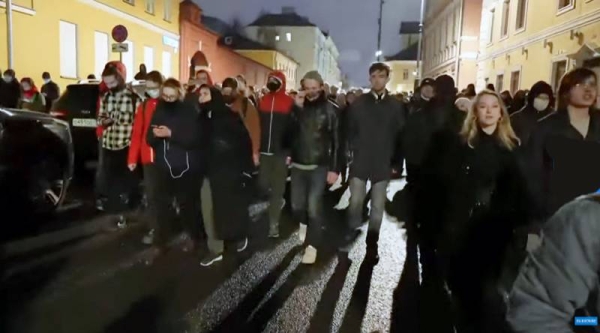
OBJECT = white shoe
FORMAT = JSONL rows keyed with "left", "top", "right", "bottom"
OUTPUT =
{"left": 302, "top": 245, "right": 317, "bottom": 264}
{"left": 299, "top": 223, "right": 307, "bottom": 242}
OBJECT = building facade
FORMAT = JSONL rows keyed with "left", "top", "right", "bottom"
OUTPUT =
{"left": 179, "top": 1, "right": 272, "bottom": 87}
{"left": 234, "top": 49, "right": 299, "bottom": 90}
{"left": 243, "top": 7, "right": 341, "bottom": 87}
{"left": 477, "top": 0, "right": 600, "bottom": 94}
{"left": 0, "top": 0, "right": 180, "bottom": 87}
{"left": 421, "top": 0, "right": 483, "bottom": 89}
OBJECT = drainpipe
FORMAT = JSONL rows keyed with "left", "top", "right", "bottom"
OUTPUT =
{"left": 416, "top": 0, "right": 427, "bottom": 85}
{"left": 6, "top": 0, "right": 14, "bottom": 69}
{"left": 454, "top": 0, "right": 465, "bottom": 87}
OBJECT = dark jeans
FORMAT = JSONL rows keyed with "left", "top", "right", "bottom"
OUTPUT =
{"left": 290, "top": 166, "right": 328, "bottom": 247}
{"left": 151, "top": 168, "right": 202, "bottom": 248}
{"left": 143, "top": 164, "right": 159, "bottom": 231}
{"left": 101, "top": 148, "right": 138, "bottom": 215}
{"left": 348, "top": 177, "right": 388, "bottom": 234}
{"left": 258, "top": 154, "right": 288, "bottom": 233}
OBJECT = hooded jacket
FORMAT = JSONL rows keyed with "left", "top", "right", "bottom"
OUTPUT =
{"left": 257, "top": 70, "right": 294, "bottom": 155}
{"left": 128, "top": 97, "right": 159, "bottom": 165}
{"left": 510, "top": 81, "right": 554, "bottom": 147}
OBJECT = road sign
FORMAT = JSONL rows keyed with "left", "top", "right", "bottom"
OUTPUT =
{"left": 112, "top": 43, "right": 129, "bottom": 53}
{"left": 111, "top": 25, "right": 128, "bottom": 43}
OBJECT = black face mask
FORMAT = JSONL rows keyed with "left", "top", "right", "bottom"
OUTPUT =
{"left": 267, "top": 81, "right": 281, "bottom": 92}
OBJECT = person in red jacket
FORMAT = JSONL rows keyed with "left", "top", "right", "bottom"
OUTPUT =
{"left": 127, "top": 71, "right": 164, "bottom": 245}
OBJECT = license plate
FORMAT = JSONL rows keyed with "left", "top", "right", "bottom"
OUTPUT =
{"left": 72, "top": 118, "right": 97, "bottom": 128}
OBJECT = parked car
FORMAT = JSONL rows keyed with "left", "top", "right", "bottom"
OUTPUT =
{"left": 0, "top": 107, "right": 73, "bottom": 214}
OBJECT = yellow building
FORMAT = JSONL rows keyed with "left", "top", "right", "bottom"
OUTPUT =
{"left": 0, "top": 0, "right": 180, "bottom": 88}
{"left": 477, "top": 0, "right": 600, "bottom": 94}
{"left": 385, "top": 44, "right": 418, "bottom": 94}
{"left": 234, "top": 45, "right": 299, "bottom": 90}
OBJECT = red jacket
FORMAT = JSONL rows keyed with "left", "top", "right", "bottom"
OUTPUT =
{"left": 127, "top": 98, "right": 158, "bottom": 165}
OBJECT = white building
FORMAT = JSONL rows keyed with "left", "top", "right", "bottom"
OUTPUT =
{"left": 243, "top": 7, "right": 341, "bottom": 87}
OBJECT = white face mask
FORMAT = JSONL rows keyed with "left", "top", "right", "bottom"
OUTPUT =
{"left": 146, "top": 88, "right": 160, "bottom": 99}
{"left": 533, "top": 97, "right": 550, "bottom": 112}
{"left": 43, "top": 79, "right": 51, "bottom": 84}
{"left": 3, "top": 76, "right": 12, "bottom": 83}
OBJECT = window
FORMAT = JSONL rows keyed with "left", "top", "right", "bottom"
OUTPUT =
{"left": 275, "top": 35, "right": 280, "bottom": 41}
{"left": 501, "top": 0, "right": 510, "bottom": 37}
{"left": 94, "top": 31, "right": 109, "bottom": 78}
{"left": 496, "top": 74, "right": 504, "bottom": 92}
{"left": 515, "top": 0, "right": 527, "bottom": 30}
{"left": 552, "top": 60, "right": 568, "bottom": 91}
{"left": 558, "top": 0, "right": 574, "bottom": 10}
{"left": 403, "top": 69, "right": 409, "bottom": 80}
{"left": 145, "top": 0, "right": 155, "bottom": 14}
{"left": 162, "top": 51, "right": 172, "bottom": 78}
{"left": 59, "top": 21, "right": 78, "bottom": 78}
{"left": 286, "top": 33, "right": 292, "bottom": 42}
{"left": 123, "top": 0, "right": 134, "bottom": 4}
{"left": 121, "top": 40, "right": 134, "bottom": 82}
{"left": 510, "top": 70, "right": 520, "bottom": 94}
{"left": 143, "top": 46, "right": 154, "bottom": 72}
{"left": 489, "top": 9, "right": 495, "bottom": 42}
{"left": 163, "top": 0, "right": 171, "bottom": 21}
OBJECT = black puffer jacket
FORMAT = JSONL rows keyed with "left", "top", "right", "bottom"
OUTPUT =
{"left": 287, "top": 93, "right": 340, "bottom": 172}
{"left": 510, "top": 81, "right": 554, "bottom": 147}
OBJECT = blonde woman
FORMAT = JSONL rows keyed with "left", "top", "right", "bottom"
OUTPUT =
{"left": 417, "top": 90, "right": 531, "bottom": 333}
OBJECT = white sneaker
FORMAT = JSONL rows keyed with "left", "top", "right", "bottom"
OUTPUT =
{"left": 117, "top": 216, "right": 127, "bottom": 229}
{"left": 299, "top": 223, "right": 307, "bottom": 243}
{"left": 302, "top": 245, "right": 317, "bottom": 264}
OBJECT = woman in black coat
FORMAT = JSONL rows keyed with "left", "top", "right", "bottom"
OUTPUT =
{"left": 417, "top": 89, "right": 530, "bottom": 333}
{"left": 199, "top": 85, "right": 254, "bottom": 259}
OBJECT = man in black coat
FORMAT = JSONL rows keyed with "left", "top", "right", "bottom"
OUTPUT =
{"left": 41, "top": 72, "right": 60, "bottom": 112}
{"left": 0, "top": 69, "right": 21, "bottom": 109}
{"left": 342, "top": 62, "right": 406, "bottom": 256}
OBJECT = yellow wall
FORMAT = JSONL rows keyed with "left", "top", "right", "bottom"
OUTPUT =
{"left": 0, "top": 0, "right": 180, "bottom": 88}
{"left": 386, "top": 60, "right": 418, "bottom": 93}
{"left": 478, "top": 0, "right": 600, "bottom": 92}
{"left": 235, "top": 49, "right": 299, "bottom": 90}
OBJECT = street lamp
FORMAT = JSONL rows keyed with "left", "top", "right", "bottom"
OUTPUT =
{"left": 375, "top": 50, "right": 383, "bottom": 57}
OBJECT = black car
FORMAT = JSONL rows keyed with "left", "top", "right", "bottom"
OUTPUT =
{"left": 0, "top": 107, "right": 73, "bottom": 214}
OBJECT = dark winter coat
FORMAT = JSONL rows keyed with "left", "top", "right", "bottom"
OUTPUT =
{"left": 146, "top": 99, "right": 203, "bottom": 176}
{"left": 526, "top": 109, "right": 600, "bottom": 220}
{"left": 346, "top": 91, "right": 406, "bottom": 183}
{"left": 257, "top": 70, "right": 294, "bottom": 156}
{"left": 41, "top": 81, "right": 60, "bottom": 112}
{"left": 204, "top": 88, "right": 254, "bottom": 241}
{"left": 510, "top": 81, "right": 554, "bottom": 148}
{"left": 287, "top": 92, "right": 341, "bottom": 172}
{"left": 0, "top": 79, "right": 21, "bottom": 108}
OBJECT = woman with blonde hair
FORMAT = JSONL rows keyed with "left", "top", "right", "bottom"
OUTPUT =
{"left": 417, "top": 89, "right": 531, "bottom": 332}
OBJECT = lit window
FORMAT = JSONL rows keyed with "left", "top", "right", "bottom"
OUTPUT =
{"left": 286, "top": 33, "right": 292, "bottom": 42}
{"left": 275, "top": 35, "right": 280, "bottom": 41}
{"left": 59, "top": 21, "right": 78, "bottom": 78}
{"left": 162, "top": 51, "right": 172, "bottom": 78}
{"left": 144, "top": 46, "right": 154, "bottom": 71}
{"left": 122, "top": 41, "right": 134, "bottom": 81}
{"left": 94, "top": 32, "right": 109, "bottom": 79}
{"left": 163, "top": 0, "right": 171, "bottom": 21}
{"left": 145, "top": 0, "right": 155, "bottom": 14}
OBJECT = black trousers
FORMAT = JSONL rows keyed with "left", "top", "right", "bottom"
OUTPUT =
{"left": 101, "top": 148, "right": 139, "bottom": 215}
{"left": 151, "top": 168, "right": 202, "bottom": 248}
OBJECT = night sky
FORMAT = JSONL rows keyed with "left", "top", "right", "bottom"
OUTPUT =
{"left": 195, "top": 0, "right": 421, "bottom": 87}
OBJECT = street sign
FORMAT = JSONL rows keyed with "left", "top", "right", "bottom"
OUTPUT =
{"left": 111, "top": 25, "right": 128, "bottom": 43}
{"left": 112, "top": 43, "right": 129, "bottom": 53}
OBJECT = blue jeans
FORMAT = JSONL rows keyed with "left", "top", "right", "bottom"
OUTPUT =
{"left": 290, "top": 166, "right": 328, "bottom": 247}
{"left": 348, "top": 177, "right": 388, "bottom": 234}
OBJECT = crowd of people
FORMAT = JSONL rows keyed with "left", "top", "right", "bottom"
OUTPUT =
{"left": 3, "top": 57, "right": 600, "bottom": 331}
{"left": 0, "top": 69, "right": 61, "bottom": 112}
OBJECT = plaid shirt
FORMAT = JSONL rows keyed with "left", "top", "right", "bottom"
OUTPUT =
{"left": 98, "top": 89, "right": 140, "bottom": 150}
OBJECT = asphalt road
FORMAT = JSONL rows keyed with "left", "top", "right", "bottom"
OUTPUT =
{"left": 1, "top": 179, "right": 444, "bottom": 333}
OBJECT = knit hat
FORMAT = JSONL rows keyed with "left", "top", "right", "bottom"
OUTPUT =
{"left": 302, "top": 70, "right": 324, "bottom": 85}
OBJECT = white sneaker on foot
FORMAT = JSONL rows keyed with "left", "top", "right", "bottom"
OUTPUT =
{"left": 299, "top": 223, "right": 307, "bottom": 243}
{"left": 302, "top": 245, "right": 317, "bottom": 264}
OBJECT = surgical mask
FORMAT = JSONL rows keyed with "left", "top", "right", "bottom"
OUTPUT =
{"left": 267, "top": 80, "right": 281, "bottom": 92}
{"left": 533, "top": 97, "right": 550, "bottom": 111}
{"left": 3, "top": 76, "right": 12, "bottom": 83}
{"left": 146, "top": 89, "right": 160, "bottom": 99}
{"left": 22, "top": 85, "right": 31, "bottom": 91}
{"left": 43, "top": 79, "right": 51, "bottom": 84}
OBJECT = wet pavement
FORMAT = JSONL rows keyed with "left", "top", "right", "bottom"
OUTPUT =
{"left": 1, "top": 179, "right": 426, "bottom": 333}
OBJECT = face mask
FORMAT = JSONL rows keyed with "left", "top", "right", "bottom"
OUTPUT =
{"left": 3, "top": 76, "right": 12, "bottom": 83}
{"left": 533, "top": 98, "right": 550, "bottom": 111}
{"left": 22, "top": 85, "right": 31, "bottom": 91}
{"left": 222, "top": 95, "right": 235, "bottom": 104}
{"left": 146, "top": 89, "right": 160, "bottom": 99}
{"left": 43, "top": 79, "right": 50, "bottom": 84}
{"left": 267, "top": 80, "right": 281, "bottom": 92}
{"left": 421, "top": 94, "right": 430, "bottom": 101}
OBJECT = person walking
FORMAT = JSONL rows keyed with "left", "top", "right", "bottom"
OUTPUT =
{"left": 342, "top": 62, "right": 406, "bottom": 256}
{"left": 288, "top": 71, "right": 340, "bottom": 264}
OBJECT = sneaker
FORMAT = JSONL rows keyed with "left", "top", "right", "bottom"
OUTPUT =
{"left": 142, "top": 229, "right": 155, "bottom": 245}
{"left": 117, "top": 216, "right": 127, "bottom": 229}
{"left": 237, "top": 238, "right": 248, "bottom": 253}
{"left": 200, "top": 252, "right": 223, "bottom": 267}
{"left": 302, "top": 245, "right": 317, "bottom": 264}
{"left": 298, "top": 223, "right": 307, "bottom": 243}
